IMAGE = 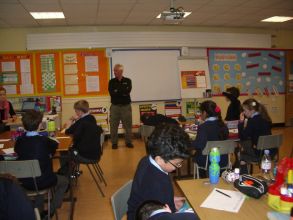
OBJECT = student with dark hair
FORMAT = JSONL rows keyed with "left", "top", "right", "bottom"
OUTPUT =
{"left": 191, "top": 100, "right": 229, "bottom": 178}
{"left": 222, "top": 86, "right": 242, "bottom": 121}
{"left": 127, "top": 123, "right": 191, "bottom": 220}
{"left": 238, "top": 98, "right": 275, "bottom": 173}
{"left": 14, "top": 110, "right": 68, "bottom": 218}
{"left": 135, "top": 200, "right": 199, "bottom": 220}
{"left": 140, "top": 113, "right": 179, "bottom": 127}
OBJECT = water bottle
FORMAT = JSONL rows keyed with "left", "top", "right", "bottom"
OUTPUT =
{"left": 209, "top": 147, "right": 220, "bottom": 184}
{"left": 261, "top": 150, "right": 272, "bottom": 180}
{"left": 47, "top": 119, "right": 56, "bottom": 137}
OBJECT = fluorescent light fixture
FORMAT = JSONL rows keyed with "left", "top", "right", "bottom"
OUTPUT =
{"left": 261, "top": 16, "right": 293, "bottom": 22}
{"left": 30, "top": 12, "right": 65, "bottom": 19}
{"left": 156, "top": 12, "right": 191, "bottom": 19}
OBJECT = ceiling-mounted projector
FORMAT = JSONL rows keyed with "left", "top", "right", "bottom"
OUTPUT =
{"left": 160, "top": 9, "right": 185, "bottom": 20}
{"left": 156, "top": 0, "right": 191, "bottom": 22}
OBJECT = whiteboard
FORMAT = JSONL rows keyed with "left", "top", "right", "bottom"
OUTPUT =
{"left": 111, "top": 49, "right": 181, "bottom": 102}
{"left": 178, "top": 58, "right": 211, "bottom": 99}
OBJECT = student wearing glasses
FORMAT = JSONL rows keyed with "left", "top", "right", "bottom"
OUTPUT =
{"left": 127, "top": 123, "right": 191, "bottom": 220}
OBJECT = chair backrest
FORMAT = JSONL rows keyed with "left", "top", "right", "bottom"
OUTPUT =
{"left": 202, "top": 140, "right": 237, "bottom": 156}
{"left": 256, "top": 134, "right": 283, "bottom": 150}
{"left": 111, "top": 180, "right": 133, "bottom": 220}
{"left": 0, "top": 160, "right": 41, "bottom": 179}
{"left": 140, "top": 125, "right": 155, "bottom": 142}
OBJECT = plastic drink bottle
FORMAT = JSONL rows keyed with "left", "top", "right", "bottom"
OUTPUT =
{"left": 209, "top": 147, "right": 220, "bottom": 184}
{"left": 261, "top": 149, "right": 272, "bottom": 180}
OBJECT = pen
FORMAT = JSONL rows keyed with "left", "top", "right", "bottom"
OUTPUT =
{"left": 216, "top": 189, "right": 231, "bottom": 198}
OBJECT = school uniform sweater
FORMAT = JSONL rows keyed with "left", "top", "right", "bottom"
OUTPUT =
{"left": 14, "top": 135, "right": 58, "bottom": 190}
{"left": 127, "top": 156, "right": 176, "bottom": 220}
{"left": 238, "top": 114, "right": 276, "bottom": 156}
{"left": 191, "top": 120, "right": 229, "bottom": 167}
{"left": 225, "top": 98, "right": 241, "bottom": 121}
{"left": 65, "top": 114, "right": 102, "bottom": 160}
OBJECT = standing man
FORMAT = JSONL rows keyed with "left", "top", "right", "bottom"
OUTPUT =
{"left": 108, "top": 64, "right": 133, "bottom": 149}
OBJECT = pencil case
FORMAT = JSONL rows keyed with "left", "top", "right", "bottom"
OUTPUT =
{"left": 234, "top": 174, "right": 268, "bottom": 199}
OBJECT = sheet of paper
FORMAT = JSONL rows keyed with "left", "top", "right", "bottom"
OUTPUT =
{"left": 20, "top": 59, "right": 31, "bottom": 72}
{"left": 86, "top": 75, "right": 99, "bottom": 92}
{"left": 63, "top": 53, "right": 77, "bottom": 64}
{"left": 64, "top": 74, "right": 78, "bottom": 84}
{"left": 64, "top": 64, "right": 78, "bottom": 74}
{"left": 0, "top": 144, "right": 4, "bottom": 149}
{"left": 65, "top": 85, "right": 79, "bottom": 94}
{"left": 20, "top": 84, "right": 34, "bottom": 94}
{"left": 200, "top": 188, "right": 245, "bottom": 213}
{"left": 2, "top": 148, "right": 15, "bottom": 154}
{"left": 21, "top": 72, "right": 32, "bottom": 84}
{"left": 85, "top": 56, "right": 99, "bottom": 72}
{"left": 0, "top": 139, "right": 11, "bottom": 142}
{"left": 1, "top": 61, "right": 16, "bottom": 71}
{"left": 4, "top": 85, "right": 17, "bottom": 95}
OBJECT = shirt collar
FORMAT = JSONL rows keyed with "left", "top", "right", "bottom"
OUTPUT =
{"left": 149, "top": 155, "right": 168, "bottom": 175}
{"left": 26, "top": 131, "right": 39, "bottom": 136}
{"left": 251, "top": 112, "right": 259, "bottom": 118}
{"left": 81, "top": 112, "right": 89, "bottom": 118}
{"left": 205, "top": 116, "right": 218, "bottom": 122}
{"left": 150, "top": 209, "right": 169, "bottom": 217}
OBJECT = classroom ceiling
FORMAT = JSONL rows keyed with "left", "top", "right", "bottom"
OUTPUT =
{"left": 0, "top": 0, "right": 292, "bottom": 29}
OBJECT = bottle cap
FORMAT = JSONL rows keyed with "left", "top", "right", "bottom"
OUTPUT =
{"left": 234, "top": 168, "right": 240, "bottom": 174}
{"left": 264, "top": 149, "right": 270, "bottom": 155}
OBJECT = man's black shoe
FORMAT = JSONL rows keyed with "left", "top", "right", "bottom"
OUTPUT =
{"left": 112, "top": 144, "right": 118, "bottom": 149}
{"left": 126, "top": 143, "right": 134, "bottom": 148}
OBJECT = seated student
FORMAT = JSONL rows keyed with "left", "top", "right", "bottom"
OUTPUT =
{"left": 238, "top": 98, "right": 275, "bottom": 173}
{"left": 14, "top": 110, "right": 68, "bottom": 218}
{"left": 140, "top": 113, "right": 179, "bottom": 127}
{"left": 0, "top": 86, "right": 17, "bottom": 132}
{"left": 127, "top": 123, "right": 191, "bottom": 220}
{"left": 0, "top": 174, "right": 36, "bottom": 220}
{"left": 136, "top": 200, "right": 199, "bottom": 220}
{"left": 191, "top": 100, "right": 229, "bottom": 178}
{"left": 63, "top": 99, "right": 103, "bottom": 163}
{"left": 222, "top": 86, "right": 242, "bottom": 121}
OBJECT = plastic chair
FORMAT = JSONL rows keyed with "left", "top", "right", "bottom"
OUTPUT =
{"left": 139, "top": 125, "right": 155, "bottom": 152}
{"left": 0, "top": 160, "right": 56, "bottom": 220}
{"left": 193, "top": 140, "right": 237, "bottom": 179}
{"left": 246, "top": 134, "right": 283, "bottom": 174}
{"left": 111, "top": 180, "right": 133, "bottom": 220}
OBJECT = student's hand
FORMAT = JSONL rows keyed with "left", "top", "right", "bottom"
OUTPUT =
{"left": 174, "top": 196, "right": 185, "bottom": 211}
{"left": 12, "top": 115, "right": 17, "bottom": 121}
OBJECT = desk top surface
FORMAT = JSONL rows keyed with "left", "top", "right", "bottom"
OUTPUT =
{"left": 0, "top": 131, "right": 71, "bottom": 152}
{"left": 176, "top": 178, "right": 271, "bottom": 220}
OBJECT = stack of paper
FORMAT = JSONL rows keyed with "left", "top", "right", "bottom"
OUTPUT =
{"left": 200, "top": 188, "right": 245, "bottom": 213}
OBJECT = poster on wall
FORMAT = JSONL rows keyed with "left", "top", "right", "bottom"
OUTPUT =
{"left": 181, "top": 71, "right": 207, "bottom": 89}
{"left": 208, "top": 49, "right": 285, "bottom": 96}
{"left": 165, "top": 101, "right": 181, "bottom": 119}
{"left": 89, "top": 107, "right": 109, "bottom": 132}
{"left": 139, "top": 104, "right": 157, "bottom": 119}
{"left": 40, "top": 54, "right": 57, "bottom": 92}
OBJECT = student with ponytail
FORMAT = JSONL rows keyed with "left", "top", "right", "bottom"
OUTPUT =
{"left": 238, "top": 98, "right": 275, "bottom": 173}
{"left": 191, "top": 100, "right": 229, "bottom": 178}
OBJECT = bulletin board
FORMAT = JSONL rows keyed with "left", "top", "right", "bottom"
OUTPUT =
{"left": 35, "top": 52, "right": 61, "bottom": 94}
{"left": 61, "top": 49, "right": 109, "bottom": 96}
{"left": 0, "top": 53, "right": 34, "bottom": 95}
{"left": 208, "top": 48, "right": 286, "bottom": 96}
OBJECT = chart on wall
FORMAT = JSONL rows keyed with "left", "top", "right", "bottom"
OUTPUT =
{"left": 208, "top": 49, "right": 285, "bottom": 96}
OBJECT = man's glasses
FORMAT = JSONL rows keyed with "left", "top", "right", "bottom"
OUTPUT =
{"left": 167, "top": 160, "right": 182, "bottom": 169}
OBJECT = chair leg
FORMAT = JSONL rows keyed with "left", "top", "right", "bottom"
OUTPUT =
{"left": 86, "top": 164, "right": 105, "bottom": 197}
{"left": 196, "top": 166, "right": 199, "bottom": 179}
{"left": 93, "top": 163, "right": 107, "bottom": 186}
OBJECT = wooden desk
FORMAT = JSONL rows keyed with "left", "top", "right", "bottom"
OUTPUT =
{"left": 176, "top": 178, "right": 271, "bottom": 220}
{"left": 0, "top": 131, "right": 72, "bottom": 153}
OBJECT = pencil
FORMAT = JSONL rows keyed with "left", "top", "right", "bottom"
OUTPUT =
{"left": 215, "top": 189, "right": 231, "bottom": 198}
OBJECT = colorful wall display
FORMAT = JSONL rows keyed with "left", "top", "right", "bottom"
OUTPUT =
{"left": 208, "top": 49, "right": 286, "bottom": 96}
